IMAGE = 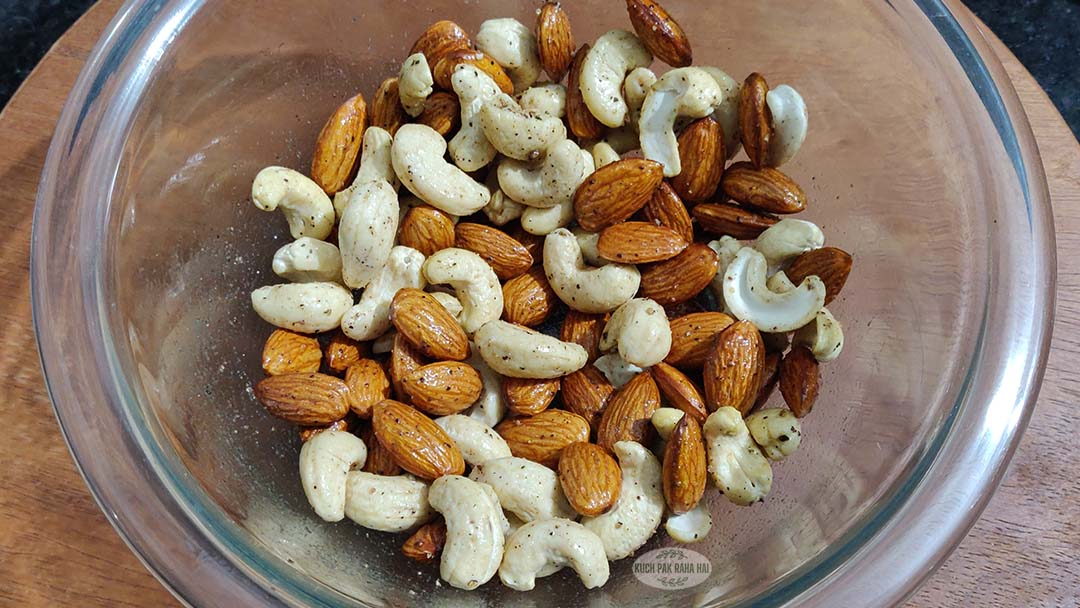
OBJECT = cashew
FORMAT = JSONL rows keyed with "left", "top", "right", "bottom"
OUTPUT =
{"left": 580, "top": 30, "right": 652, "bottom": 128}
{"left": 337, "top": 180, "right": 398, "bottom": 289}
{"left": 436, "top": 414, "right": 512, "bottom": 465}
{"left": 371, "top": 331, "right": 395, "bottom": 354}
{"left": 251, "top": 166, "right": 334, "bottom": 239}
{"left": 481, "top": 172, "right": 525, "bottom": 226}
{"left": 480, "top": 93, "right": 567, "bottom": 161}
{"left": 603, "top": 125, "right": 641, "bottom": 154}
{"left": 474, "top": 320, "right": 587, "bottom": 379}
{"left": 469, "top": 457, "right": 576, "bottom": 522}
{"left": 623, "top": 66, "right": 656, "bottom": 129}
{"left": 449, "top": 65, "right": 502, "bottom": 171}
{"left": 476, "top": 18, "right": 541, "bottom": 93}
{"left": 665, "top": 502, "right": 713, "bottom": 544}
{"left": 600, "top": 298, "right": 672, "bottom": 368}
{"left": 393, "top": 123, "right": 491, "bottom": 216}
{"left": 505, "top": 512, "right": 526, "bottom": 538}
{"left": 593, "top": 353, "right": 644, "bottom": 389}
{"left": 746, "top": 408, "right": 802, "bottom": 461}
{"left": 299, "top": 430, "right": 367, "bottom": 522}
{"left": 766, "top": 84, "right": 808, "bottom": 167}
{"left": 699, "top": 66, "right": 741, "bottom": 158}
{"left": 251, "top": 282, "right": 353, "bottom": 333}
{"left": 639, "top": 68, "right": 723, "bottom": 177}
{"left": 582, "top": 441, "right": 664, "bottom": 560}
{"left": 499, "top": 519, "right": 609, "bottom": 591}
{"left": 517, "top": 148, "right": 592, "bottom": 235}
{"left": 429, "top": 290, "right": 464, "bottom": 321}
{"left": 793, "top": 306, "right": 845, "bottom": 362}
{"left": 723, "top": 247, "right": 825, "bottom": 333}
{"left": 333, "top": 127, "right": 399, "bottom": 218}
{"left": 272, "top": 237, "right": 342, "bottom": 283}
{"left": 423, "top": 248, "right": 503, "bottom": 333}
{"left": 344, "top": 472, "right": 434, "bottom": 532}
{"left": 517, "top": 83, "right": 566, "bottom": 118}
{"left": 428, "top": 475, "right": 506, "bottom": 590}
{"left": 589, "top": 141, "right": 621, "bottom": 168}
{"left": 708, "top": 236, "right": 742, "bottom": 311}
{"left": 703, "top": 407, "right": 773, "bottom": 506}
{"left": 340, "top": 246, "right": 426, "bottom": 341}
{"left": 399, "top": 52, "right": 434, "bottom": 117}
{"left": 498, "top": 139, "right": 586, "bottom": 208}
{"left": 651, "top": 408, "right": 685, "bottom": 441}
{"left": 752, "top": 219, "right": 824, "bottom": 271}
{"left": 465, "top": 349, "right": 506, "bottom": 427}
{"left": 543, "top": 228, "right": 640, "bottom": 313}
{"left": 573, "top": 227, "right": 607, "bottom": 267}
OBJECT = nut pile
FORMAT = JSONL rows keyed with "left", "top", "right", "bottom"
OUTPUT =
{"left": 248, "top": 0, "right": 853, "bottom": 592}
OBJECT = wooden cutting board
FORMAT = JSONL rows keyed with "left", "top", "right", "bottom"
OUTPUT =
{"left": 0, "top": 1, "right": 1075, "bottom": 605}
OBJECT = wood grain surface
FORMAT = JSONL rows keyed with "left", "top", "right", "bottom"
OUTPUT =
{"left": 0, "top": 2, "right": 1075, "bottom": 606}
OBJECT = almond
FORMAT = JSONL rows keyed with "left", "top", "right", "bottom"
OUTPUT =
{"left": 597, "top": 221, "right": 687, "bottom": 263}
{"left": 502, "top": 267, "right": 558, "bottom": 327}
{"left": 402, "top": 520, "right": 447, "bottom": 562}
{"left": 325, "top": 330, "right": 367, "bottom": 374}
{"left": 558, "top": 442, "right": 621, "bottom": 516}
{"left": 390, "top": 332, "right": 427, "bottom": 400}
{"left": 535, "top": 2, "right": 575, "bottom": 81}
{"left": 650, "top": 362, "right": 708, "bottom": 425}
{"left": 662, "top": 414, "right": 706, "bottom": 513}
{"left": 401, "top": 361, "right": 483, "bottom": 416}
{"left": 262, "top": 329, "right": 322, "bottom": 376}
{"left": 784, "top": 247, "right": 853, "bottom": 305}
{"left": 254, "top": 373, "right": 350, "bottom": 425}
{"left": 389, "top": 288, "right": 470, "bottom": 361}
{"left": 560, "top": 310, "right": 607, "bottom": 363}
{"left": 779, "top": 346, "right": 819, "bottom": 417}
{"left": 739, "top": 72, "right": 771, "bottom": 169}
{"left": 626, "top": 0, "right": 692, "bottom": 67}
{"left": 310, "top": 93, "right": 367, "bottom": 194}
{"left": 596, "top": 371, "right": 661, "bottom": 451}
{"left": 692, "top": 201, "right": 779, "bottom": 239}
{"left": 298, "top": 417, "right": 352, "bottom": 442}
{"left": 372, "top": 400, "right": 465, "bottom": 480}
{"left": 344, "top": 359, "right": 391, "bottom": 418}
{"left": 398, "top": 205, "right": 456, "bottom": 256}
{"left": 370, "top": 77, "right": 408, "bottom": 135}
{"left": 703, "top": 320, "right": 765, "bottom": 415}
{"left": 561, "top": 365, "right": 615, "bottom": 430}
{"left": 495, "top": 409, "right": 590, "bottom": 467}
{"left": 433, "top": 49, "right": 514, "bottom": 95}
{"left": 360, "top": 425, "right": 402, "bottom": 475}
{"left": 566, "top": 44, "right": 605, "bottom": 140}
{"left": 504, "top": 376, "right": 561, "bottom": 416}
{"left": 721, "top": 162, "right": 807, "bottom": 214}
{"left": 415, "top": 91, "right": 461, "bottom": 137}
{"left": 666, "top": 311, "right": 736, "bottom": 369}
{"left": 410, "top": 20, "right": 472, "bottom": 71}
{"left": 671, "top": 116, "right": 724, "bottom": 203}
{"left": 454, "top": 222, "right": 533, "bottom": 280}
{"left": 638, "top": 242, "right": 720, "bottom": 306}
{"left": 574, "top": 158, "right": 665, "bottom": 231}
{"left": 643, "top": 181, "right": 694, "bottom": 243}
{"left": 753, "top": 351, "right": 782, "bottom": 411}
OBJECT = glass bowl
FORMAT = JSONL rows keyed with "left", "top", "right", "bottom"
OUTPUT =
{"left": 31, "top": 0, "right": 1055, "bottom": 605}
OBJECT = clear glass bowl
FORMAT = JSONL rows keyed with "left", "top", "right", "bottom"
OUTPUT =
{"left": 31, "top": 0, "right": 1055, "bottom": 606}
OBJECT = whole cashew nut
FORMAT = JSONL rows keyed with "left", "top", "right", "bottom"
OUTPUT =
{"left": 639, "top": 67, "right": 723, "bottom": 177}
{"left": 299, "top": 430, "right": 367, "bottom": 522}
{"left": 793, "top": 306, "right": 845, "bottom": 362}
{"left": 745, "top": 408, "right": 802, "bottom": 461}
{"left": 665, "top": 502, "right": 713, "bottom": 544}
{"left": 703, "top": 407, "right": 773, "bottom": 506}
{"left": 272, "top": 237, "right": 342, "bottom": 283}
{"left": 344, "top": 471, "right": 434, "bottom": 532}
{"left": 480, "top": 93, "right": 567, "bottom": 161}
{"left": 600, "top": 298, "right": 672, "bottom": 367}
{"left": 423, "top": 248, "right": 504, "bottom": 333}
{"left": 623, "top": 66, "right": 656, "bottom": 130}
{"left": 517, "top": 149, "right": 592, "bottom": 235}
{"left": 338, "top": 180, "right": 399, "bottom": 289}
{"left": 593, "top": 353, "right": 644, "bottom": 389}
{"left": 251, "top": 166, "right": 335, "bottom": 239}
{"left": 428, "top": 475, "right": 506, "bottom": 590}
{"left": 699, "top": 66, "right": 742, "bottom": 158}
{"left": 589, "top": 141, "right": 621, "bottom": 168}
{"left": 449, "top": 65, "right": 502, "bottom": 171}
{"left": 340, "top": 246, "right": 426, "bottom": 341}
{"left": 723, "top": 247, "right": 825, "bottom": 333}
{"left": 543, "top": 228, "right": 640, "bottom": 313}
{"left": 498, "top": 139, "right": 586, "bottom": 208}
{"left": 436, "top": 414, "right": 512, "bottom": 465}
{"left": 753, "top": 219, "right": 824, "bottom": 271}
{"left": 334, "top": 127, "right": 399, "bottom": 218}
{"left": 582, "top": 441, "right": 664, "bottom": 560}
{"left": 465, "top": 348, "right": 507, "bottom": 427}
{"left": 399, "top": 53, "right": 434, "bottom": 117}
{"left": 766, "top": 84, "right": 808, "bottom": 167}
{"left": 517, "top": 83, "right": 566, "bottom": 118}
{"left": 469, "top": 457, "right": 576, "bottom": 522}
{"left": 476, "top": 18, "right": 542, "bottom": 93}
{"left": 474, "top": 320, "right": 587, "bottom": 379}
{"left": 579, "top": 30, "right": 653, "bottom": 128}
{"left": 393, "top": 123, "right": 491, "bottom": 216}
{"left": 251, "top": 282, "right": 353, "bottom": 333}
{"left": 499, "top": 519, "right": 610, "bottom": 591}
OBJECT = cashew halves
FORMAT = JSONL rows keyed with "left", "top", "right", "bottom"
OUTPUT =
{"left": 793, "top": 306, "right": 845, "bottom": 362}
{"left": 752, "top": 219, "right": 824, "bottom": 271}
{"left": 476, "top": 18, "right": 542, "bottom": 93}
{"left": 344, "top": 472, "right": 433, "bottom": 532}
{"left": 699, "top": 66, "right": 741, "bottom": 158}
{"left": 573, "top": 227, "right": 607, "bottom": 267}
{"left": 593, "top": 354, "right": 644, "bottom": 389}
{"left": 766, "top": 84, "right": 808, "bottom": 167}
{"left": 251, "top": 166, "right": 335, "bottom": 239}
{"left": 272, "top": 237, "right": 342, "bottom": 283}
{"left": 470, "top": 457, "right": 576, "bottom": 522}
{"left": 334, "top": 126, "right": 399, "bottom": 218}
{"left": 582, "top": 441, "right": 664, "bottom": 560}
{"left": 299, "top": 430, "right": 367, "bottom": 522}
{"left": 499, "top": 519, "right": 610, "bottom": 591}
{"left": 579, "top": 30, "right": 652, "bottom": 128}
{"left": 251, "top": 282, "right": 353, "bottom": 333}
{"left": 543, "top": 228, "right": 640, "bottom": 313}
{"left": 651, "top": 408, "right": 685, "bottom": 441}
{"left": 399, "top": 52, "right": 434, "bottom": 117}
{"left": 589, "top": 141, "right": 621, "bottom": 168}
{"left": 517, "top": 83, "right": 566, "bottom": 118}
{"left": 337, "top": 179, "right": 399, "bottom": 289}
{"left": 474, "top": 320, "right": 587, "bottom": 379}
{"left": 498, "top": 139, "right": 586, "bottom": 208}
{"left": 746, "top": 408, "right": 802, "bottom": 461}
{"left": 723, "top": 247, "right": 825, "bottom": 333}
{"left": 340, "top": 246, "right": 426, "bottom": 341}
{"left": 623, "top": 66, "right": 656, "bottom": 130}
{"left": 423, "top": 248, "right": 504, "bottom": 333}
{"left": 393, "top": 123, "right": 490, "bottom": 216}
{"left": 599, "top": 298, "right": 672, "bottom": 367}
{"left": 665, "top": 502, "right": 713, "bottom": 544}
{"left": 708, "top": 235, "right": 742, "bottom": 311}
{"left": 704, "top": 407, "right": 773, "bottom": 506}
{"left": 482, "top": 183, "right": 525, "bottom": 226}
{"left": 428, "top": 475, "right": 506, "bottom": 590}
{"left": 429, "top": 290, "right": 464, "bottom": 321}
{"left": 465, "top": 349, "right": 507, "bottom": 427}
{"left": 639, "top": 67, "right": 723, "bottom": 177}
{"left": 436, "top": 414, "right": 512, "bottom": 466}
{"left": 449, "top": 65, "right": 502, "bottom": 171}
{"left": 480, "top": 93, "right": 567, "bottom": 160}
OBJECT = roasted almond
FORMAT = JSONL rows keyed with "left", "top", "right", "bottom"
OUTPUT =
{"left": 495, "top": 409, "right": 590, "bottom": 467}
{"left": 254, "top": 372, "right": 350, "bottom": 425}
{"left": 344, "top": 359, "right": 391, "bottom": 418}
{"left": 753, "top": 351, "right": 782, "bottom": 411}
{"left": 596, "top": 371, "right": 661, "bottom": 451}
{"left": 360, "top": 425, "right": 402, "bottom": 475}
{"left": 415, "top": 91, "right": 461, "bottom": 137}
{"left": 372, "top": 400, "right": 465, "bottom": 479}
{"left": 626, "top": 0, "right": 692, "bottom": 67}
{"left": 433, "top": 49, "right": 514, "bottom": 95}
{"left": 389, "top": 288, "right": 470, "bottom": 361}
{"left": 311, "top": 93, "right": 367, "bottom": 194}
{"left": 574, "top": 158, "right": 665, "bottom": 232}
{"left": 298, "top": 417, "right": 351, "bottom": 442}
{"left": 738, "top": 72, "right": 771, "bottom": 169}
{"left": 325, "top": 330, "right": 366, "bottom": 374}
{"left": 410, "top": 20, "right": 472, "bottom": 71}
{"left": 402, "top": 361, "right": 483, "bottom": 416}
{"left": 561, "top": 310, "right": 608, "bottom": 363}
{"left": 402, "top": 520, "right": 447, "bottom": 562}
{"left": 502, "top": 267, "right": 558, "bottom": 327}
{"left": 370, "top": 77, "right": 408, "bottom": 135}
{"left": 390, "top": 332, "right": 427, "bottom": 400}
{"left": 721, "top": 162, "right": 807, "bottom": 214}
{"left": 560, "top": 365, "right": 615, "bottom": 430}
{"left": 262, "top": 329, "right": 322, "bottom": 376}
{"left": 692, "top": 201, "right": 779, "bottom": 239}
{"left": 643, "top": 181, "right": 694, "bottom": 243}
{"left": 779, "top": 346, "right": 820, "bottom": 417}
{"left": 535, "top": 2, "right": 575, "bottom": 81}
{"left": 703, "top": 320, "right": 765, "bottom": 415}
{"left": 558, "top": 442, "right": 622, "bottom": 517}
{"left": 785, "top": 247, "right": 853, "bottom": 305}
{"left": 671, "top": 116, "right": 724, "bottom": 203}
{"left": 666, "top": 311, "right": 736, "bottom": 369}
{"left": 638, "top": 242, "right": 720, "bottom": 306}
{"left": 597, "top": 221, "right": 687, "bottom": 263}
{"left": 650, "top": 362, "right": 708, "bottom": 425}
{"left": 662, "top": 414, "right": 707, "bottom": 513}
{"left": 455, "top": 222, "right": 533, "bottom": 280}
{"left": 566, "top": 44, "right": 605, "bottom": 140}
{"left": 503, "top": 376, "right": 561, "bottom": 416}
{"left": 398, "top": 205, "right": 456, "bottom": 256}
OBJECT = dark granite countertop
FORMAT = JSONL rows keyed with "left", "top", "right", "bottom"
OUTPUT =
{"left": 0, "top": 0, "right": 1076, "bottom": 137}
